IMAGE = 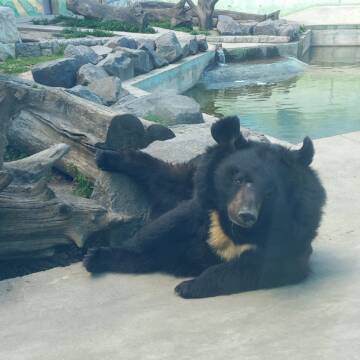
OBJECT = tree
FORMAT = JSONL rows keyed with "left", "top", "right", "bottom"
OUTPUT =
{"left": 185, "top": 0, "right": 219, "bottom": 30}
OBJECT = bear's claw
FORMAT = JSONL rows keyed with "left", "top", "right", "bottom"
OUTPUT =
{"left": 83, "top": 247, "right": 111, "bottom": 273}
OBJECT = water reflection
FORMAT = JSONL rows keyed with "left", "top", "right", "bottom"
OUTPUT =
{"left": 186, "top": 47, "right": 360, "bottom": 144}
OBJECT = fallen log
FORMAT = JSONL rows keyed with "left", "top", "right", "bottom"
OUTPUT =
{"left": 0, "top": 75, "right": 174, "bottom": 181}
{"left": 0, "top": 143, "right": 129, "bottom": 260}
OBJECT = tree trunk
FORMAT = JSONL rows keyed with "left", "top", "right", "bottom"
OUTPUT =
{"left": 0, "top": 75, "right": 174, "bottom": 181}
{"left": 66, "top": 0, "right": 149, "bottom": 31}
{"left": 185, "top": 0, "right": 219, "bottom": 30}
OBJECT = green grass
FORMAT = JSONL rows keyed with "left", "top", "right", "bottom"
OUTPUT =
{"left": 56, "top": 28, "right": 115, "bottom": 39}
{"left": 0, "top": 54, "right": 64, "bottom": 74}
{"left": 144, "top": 113, "right": 168, "bottom": 125}
{"left": 33, "top": 15, "right": 156, "bottom": 34}
{"left": 66, "top": 164, "right": 94, "bottom": 199}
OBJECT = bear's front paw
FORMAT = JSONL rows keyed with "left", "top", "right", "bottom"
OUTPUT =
{"left": 95, "top": 150, "right": 115, "bottom": 172}
{"left": 83, "top": 247, "right": 111, "bottom": 273}
{"left": 175, "top": 279, "right": 201, "bottom": 299}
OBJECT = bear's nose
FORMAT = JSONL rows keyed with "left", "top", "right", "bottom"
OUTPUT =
{"left": 238, "top": 212, "right": 257, "bottom": 227}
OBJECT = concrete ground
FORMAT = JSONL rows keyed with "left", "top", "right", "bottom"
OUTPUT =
{"left": 1, "top": 131, "right": 360, "bottom": 360}
{"left": 285, "top": 5, "right": 360, "bottom": 26}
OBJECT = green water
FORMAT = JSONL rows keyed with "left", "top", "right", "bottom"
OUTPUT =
{"left": 186, "top": 47, "right": 360, "bottom": 144}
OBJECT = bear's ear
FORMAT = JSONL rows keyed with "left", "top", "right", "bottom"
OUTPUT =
{"left": 211, "top": 116, "right": 247, "bottom": 149}
{"left": 293, "top": 137, "right": 314, "bottom": 166}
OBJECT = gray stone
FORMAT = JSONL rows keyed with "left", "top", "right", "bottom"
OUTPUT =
{"left": 15, "top": 43, "right": 41, "bottom": 58}
{"left": 155, "top": 32, "right": 182, "bottom": 63}
{"left": 0, "top": 6, "right": 21, "bottom": 44}
{"left": 88, "top": 76, "right": 125, "bottom": 105}
{"left": 180, "top": 37, "right": 198, "bottom": 57}
{"left": 138, "top": 42, "right": 168, "bottom": 68}
{"left": 217, "top": 15, "right": 254, "bottom": 35}
{"left": 197, "top": 36, "right": 208, "bottom": 52}
{"left": 276, "top": 22, "right": 301, "bottom": 41}
{"left": 66, "top": 85, "right": 104, "bottom": 105}
{"left": 40, "top": 48, "right": 53, "bottom": 56}
{"left": 32, "top": 57, "right": 81, "bottom": 88}
{"left": 90, "top": 45, "right": 113, "bottom": 58}
{"left": 137, "top": 39, "right": 156, "bottom": 51}
{"left": 64, "top": 44, "right": 99, "bottom": 65}
{"left": 253, "top": 19, "right": 277, "bottom": 36}
{"left": 0, "top": 43, "right": 15, "bottom": 61}
{"left": 114, "top": 91, "right": 204, "bottom": 126}
{"left": 98, "top": 51, "right": 134, "bottom": 81}
{"left": 77, "top": 63, "right": 109, "bottom": 86}
{"left": 105, "top": 36, "right": 138, "bottom": 50}
{"left": 115, "top": 47, "right": 153, "bottom": 75}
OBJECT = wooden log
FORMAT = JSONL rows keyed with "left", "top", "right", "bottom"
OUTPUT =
{"left": 66, "top": 0, "right": 149, "bottom": 31}
{"left": 0, "top": 144, "right": 127, "bottom": 259}
{"left": 0, "top": 75, "right": 174, "bottom": 181}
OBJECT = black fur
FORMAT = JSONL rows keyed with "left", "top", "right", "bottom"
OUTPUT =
{"left": 84, "top": 117, "right": 326, "bottom": 299}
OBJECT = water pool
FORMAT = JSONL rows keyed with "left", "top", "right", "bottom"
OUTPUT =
{"left": 186, "top": 47, "right": 360, "bottom": 144}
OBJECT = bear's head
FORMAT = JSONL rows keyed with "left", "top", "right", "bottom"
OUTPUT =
{"left": 196, "top": 116, "right": 316, "bottom": 232}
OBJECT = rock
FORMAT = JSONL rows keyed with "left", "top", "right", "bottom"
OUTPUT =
{"left": 0, "top": 6, "right": 21, "bottom": 44}
{"left": 64, "top": 44, "right": 99, "bottom": 65}
{"left": 197, "top": 36, "right": 208, "bottom": 52}
{"left": 88, "top": 76, "right": 126, "bottom": 105}
{"left": 217, "top": 15, "right": 254, "bottom": 36}
{"left": 138, "top": 42, "right": 168, "bottom": 68}
{"left": 276, "top": 22, "right": 301, "bottom": 41}
{"left": 115, "top": 47, "right": 153, "bottom": 75}
{"left": 0, "top": 43, "right": 15, "bottom": 61}
{"left": 32, "top": 58, "right": 81, "bottom": 88}
{"left": 155, "top": 32, "right": 182, "bottom": 63}
{"left": 145, "top": 115, "right": 268, "bottom": 163}
{"left": 15, "top": 43, "right": 41, "bottom": 57}
{"left": 90, "top": 45, "right": 113, "bottom": 58}
{"left": 114, "top": 91, "right": 204, "bottom": 126}
{"left": 98, "top": 51, "right": 134, "bottom": 81}
{"left": 105, "top": 36, "right": 138, "bottom": 50}
{"left": 180, "top": 37, "right": 198, "bottom": 57}
{"left": 181, "top": 43, "right": 190, "bottom": 58}
{"left": 77, "top": 63, "right": 109, "bottom": 86}
{"left": 66, "top": 85, "right": 104, "bottom": 105}
{"left": 137, "top": 39, "right": 156, "bottom": 51}
{"left": 253, "top": 19, "right": 277, "bottom": 36}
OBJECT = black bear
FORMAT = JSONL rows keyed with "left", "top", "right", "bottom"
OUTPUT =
{"left": 84, "top": 116, "right": 326, "bottom": 299}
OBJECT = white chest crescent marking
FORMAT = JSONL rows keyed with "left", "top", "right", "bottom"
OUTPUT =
{"left": 207, "top": 211, "right": 257, "bottom": 261}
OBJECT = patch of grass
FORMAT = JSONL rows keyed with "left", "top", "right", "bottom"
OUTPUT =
{"left": 33, "top": 15, "right": 156, "bottom": 34}
{"left": 56, "top": 28, "right": 115, "bottom": 39}
{"left": 299, "top": 24, "right": 306, "bottom": 33}
{"left": 144, "top": 113, "right": 168, "bottom": 125}
{"left": 190, "top": 29, "right": 210, "bottom": 36}
{"left": 0, "top": 53, "right": 64, "bottom": 74}
{"left": 67, "top": 164, "right": 94, "bottom": 199}
{"left": 150, "top": 20, "right": 193, "bottom": 33}
{"left": 4, "top": 145, "right": 28, "bottom": 162}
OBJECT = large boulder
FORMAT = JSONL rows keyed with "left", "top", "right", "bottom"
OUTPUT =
{"left": 90, "top": 45, "right": 112, "bottom": 59}
{"left": 0, "top": 43, "right": 15, "bottom": 61}
{"left": 32, "top": 58, "right": 81, "bottom": 88}
{"left": 197, "top": 36, "right": 208, "bottom": 52}
{"left": 66, "top": 85, "right": 104, "bottom": 105}
{"left": 64, "top": 44, "right": 99, "bottom": 65}
{"left": 105, "top": 36, "right": 138, "bottom": 50}
{"left": 0, "top": 6, "right": 21, "bottom": 44}
{"left": 217, "top": 15, "right": 254, "bottom": 36}
{"left": 138, "top": 42, "right": 168, "bottom": 68}
{"left": 98, "top": 51, "right": 134, "bottom": 81}
{"left": 180, "top": 37, "right": 198, "bottom": 57}
{"left": 113, "top": 91, "right": 204, "bottom": 126}
{"left": 253, "top": 19, "right": 277, "bottom": 36}
{"left": 276, "top": 21, "right": 301, "bottom": 41}
{"left": 155, "top": 32, "right": 182, "bottom": 63}
{"left": 88, "top": 76, "right": 126, "bottom": 105}
{"left": 116, "top": 47, "right": 153, "bottom": 75}
{"left": 77, "top": 63, "right": 109, "bottom": 86}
